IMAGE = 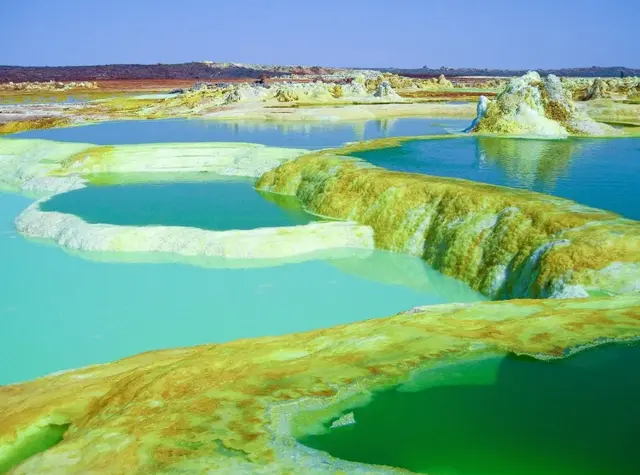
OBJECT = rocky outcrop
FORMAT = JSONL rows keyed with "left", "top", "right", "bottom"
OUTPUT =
{"left": 274, "top": 86, "right": 301, "bottom": 102}
{"left": 564, "top": 76, "right": 640, "bottom": 101}
{"left": 256, "top": 148, "right": 640, "bottom": 299}
{"left": 436, "top": 74, "right": 453, "bottom": 88}
{"left": 470, "top": 72, "right": 616, "bottom": 136}
{"left": 584, "top": 78, "right": 610, "bottom": 100}
{"left": 423, "top": 74, "right": 454, "bottom": 89}
{"left": 1, "top": 295, "right": 638, "bottom": 474}
{"left": 157, "top": 79, "right": 392, "bottom": 109}
{"left": 373, "top": 80, "right": 402, "bottom": 100}
{"left": 366, "top": 73, "right": 413, "bottom": 91}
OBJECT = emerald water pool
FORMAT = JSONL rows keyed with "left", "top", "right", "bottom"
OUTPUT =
{"left": 39, "top": 181, "right": 317, "bottom": 230}
{"left": 300, "top": 342, "right": 640, "bottom": 475}
{"left": 351, "top": 136, "right": 640, "bottom": 219}
{"left": 11, "top": 117, "right": 468, "bottom": 148}
{"left": 0, "top": 192, "right": 485, "bottom": 385}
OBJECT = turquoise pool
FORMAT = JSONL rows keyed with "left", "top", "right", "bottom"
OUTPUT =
{"left": 351, "top": 136, "right": 640, "bottom": 220}
{"left": 0, "top": 192, "right": 485, "bottom": 385}
{"left": 11, "top": 117, "right": 468, "bottom": 148}
{"left": 39, "top": 181, "right": 317, "bottom": 230}
{"left": 301, "top": 342, "right": 640, "bottom": 475}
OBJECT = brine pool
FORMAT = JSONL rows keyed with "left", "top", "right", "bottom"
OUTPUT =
{"left": 12, "top": 117, "right": 468, "bottom": 148}
{"left": 3, "top": 118, "right": 482, "bottom": 384}
{"left": 0, "top": 190, "right": 484, "bottom": 385}
{"left": 300, "top": 342, "right": 640, "bottom": 475}
{"left": 2, "top": 114, "right": 638, "bottom": 469}
{"left": 39, "top": 181, "right": 318, "bottom": 230}
{"left": 351, "top": 136, "right": 640, "bottom": 220}
{"left": 18, "top": 120, "right": 638, "bottom": 219}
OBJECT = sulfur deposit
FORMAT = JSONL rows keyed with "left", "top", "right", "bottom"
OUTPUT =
{"left": 0, "top": 81, "right": 98, "bottom": 92}
{"left": 373, "top": 80, "right": 402, "bottom": 100}
{"left": 0, "top": 117, "right": 73, "bottom": 135}
{"left": 256, "top": 144, "right": 640, "bottom": 299}
{"left": 563, "top": 76, "right": 640, "bottom": 101}
{"left": 469, "top": 72, "right": 616, "bottom": 136}
{"left": 1, "top": 296, "right": 638, "bottom": 474}
{"left": 0, "top": 138, "right": 309, "bottom": 198}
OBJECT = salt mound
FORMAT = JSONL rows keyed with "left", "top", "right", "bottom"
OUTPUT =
{"left": 470, "top": 71, "right": 615, "bottom": 137}
{"left": 436, "top": 74, "right": 453, "bottom": 88}
{"left": 374, "top": 80, "right": 401, "bottom": 100}
{"left": 224, "top": 84, "right": 268, "bottom": 104}
{"left": 584, "top": 78, "right": 610, "bottom": 100}
{"left": 268, "top": 80, "right": 388, "bottom": 103}
{"left": 272, "top": 82, "right": 334, "bottom": 102}
{"left": 344, "top": 80, "right": 368, "bottom": 96}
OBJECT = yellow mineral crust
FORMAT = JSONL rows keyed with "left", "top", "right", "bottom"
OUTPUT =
{"left": 1, "top": 296, "right": 638, "bottom": 474}
{"left": 0, "top": 81, "right": 98, "bottom": 92}
{"left": 580, "top": 99, "right": 640, "bottom": 125}
{"left": 256, "top": 149, "right": 640, "bottom": 299}
{"left": 53, "top": 141, "right": 308, "bottom": 178}
{"left": 0, "top": 117, "right": 73, "bottom": 135}
{"left": 0, "top": 138, "right": 308, "bottom": 197}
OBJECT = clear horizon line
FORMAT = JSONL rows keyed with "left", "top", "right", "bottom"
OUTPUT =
{"left": 0, "top": 61, "right": 638, "bottom": 71}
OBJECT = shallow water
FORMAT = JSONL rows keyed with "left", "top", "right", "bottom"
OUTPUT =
{"left": 0, "top": 192, "right": 484, "bottom": 384}
{"left": 351, "top": 136, "right": 640, "bottom": 219}
{"left": 40, "top": 181, "right": 318, "bottom": 230}
{"left": 300, "top": 343, "right": 640, "bottom": 475}
{"left": 11, "top": 117, "right": 468, "bottom": 148}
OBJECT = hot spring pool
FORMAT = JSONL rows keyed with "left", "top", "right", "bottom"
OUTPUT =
{"left": 300, "top": 342, "right": 640, "bottom": 475}
{"left": 10, "top": 117, "right": 468, "bottom": 148}
{"left": 350, "top": 136, "right": 640, "bottom": 219}
{"left": 39, "top": 181, "right": 317, "bottom": 230}
{"left": 0, "top": 192, "right": 485, "bottom": 385}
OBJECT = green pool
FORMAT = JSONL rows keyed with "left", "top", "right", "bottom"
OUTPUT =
{"left": 39, "top": 181, "right": 317, "bottom": 230}
{"left": 300, "top": 343, "right": 640, "bottom": 475}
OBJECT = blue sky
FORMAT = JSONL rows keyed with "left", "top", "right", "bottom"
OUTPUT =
{"left": 1, "top": 0, "right": 638, "bottom": 68}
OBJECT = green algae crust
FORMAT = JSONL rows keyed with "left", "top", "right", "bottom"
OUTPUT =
{"left": 256, "top": 145, "right": 640, "bottom": 299}
{"left": 0, "top": 419, "right": 70, "bottom": 474}
{"left": 1, "top": 296, "right": 638, "bottom": 474}
{"left": 0, "top": 117, "right": 73, "bottom": 135}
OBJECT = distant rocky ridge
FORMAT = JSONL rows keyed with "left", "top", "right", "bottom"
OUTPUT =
{"left": 1, "top": 61, "right": 638, "bottom": 83}
{"left": 0, "top": 62, "right": 274, "bottom": 82}
{"left": 382, "top": 66, "right": 640, "bottom": 78}
{"left": 0, "top": 62, "right": 378, "bottom": 83}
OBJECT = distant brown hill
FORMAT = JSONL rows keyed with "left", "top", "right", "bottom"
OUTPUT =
{"left": 1, "top": 62, "right": 638, "bottom": 83}
{"left": 0, "top": 62, "right": 288, "bottom": 83}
